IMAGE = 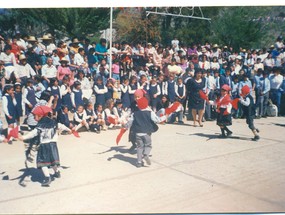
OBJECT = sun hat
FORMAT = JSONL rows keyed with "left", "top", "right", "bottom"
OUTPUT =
{"left": 27, "top": 36, "right": 37, "bottom": 42}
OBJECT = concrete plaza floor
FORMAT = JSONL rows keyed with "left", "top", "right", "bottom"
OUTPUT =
{"left": 0, "top": 116, "right": 285, "bottom": 213}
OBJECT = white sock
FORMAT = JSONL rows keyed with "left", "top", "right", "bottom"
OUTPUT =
{"left": 42, "top": 166, "right": 50, "bottom": 177}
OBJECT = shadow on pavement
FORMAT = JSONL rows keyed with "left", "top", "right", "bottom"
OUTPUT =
{"left": 177, "top": 132, "right": 253, "bottom": 142}
{"left": 96, "top": 146, "right": 132, "bottom": 155}
{"left": 9, "top": 167, "right": 43, "bottom": 187}
{"left": 107, "top": 154, "right": 137, "bottom": 167}
{"left": 274, "top": 123, "right": 285, "bottom": 127}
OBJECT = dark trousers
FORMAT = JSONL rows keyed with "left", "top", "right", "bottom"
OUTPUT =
{"left": 270, "top": 89, "right": 282, "bottom": 113}
{"left": 259, "top": 92, "right": 269, "bottom": 117}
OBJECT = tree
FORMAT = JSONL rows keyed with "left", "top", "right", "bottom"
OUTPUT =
{"left": 210, "top": 7, "right": 265, "bottom": 50}
{"left": 0, "top": 8, "right": 110, "bottom": 39}
{"left": 114, "top": 8, "right": 161, "bottom": 44}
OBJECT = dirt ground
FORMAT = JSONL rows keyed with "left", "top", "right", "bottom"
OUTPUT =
{"left": 0, "top": 113, "right": 285, "bottom": 214}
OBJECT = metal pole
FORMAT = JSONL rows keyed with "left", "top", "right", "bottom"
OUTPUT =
{"left": 109, "top": 7, "right": 113, "bottom": 79}
{"left": 146, "top": 11, "right": 211, "bottom": 21}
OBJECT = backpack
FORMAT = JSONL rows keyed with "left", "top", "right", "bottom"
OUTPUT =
{"left": 267, "top": 99, "right": 278, "bottom": 117}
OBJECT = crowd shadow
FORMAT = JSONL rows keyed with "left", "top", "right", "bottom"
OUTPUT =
{"left": 107, "top": 154, "right": 137, "bottom": 167}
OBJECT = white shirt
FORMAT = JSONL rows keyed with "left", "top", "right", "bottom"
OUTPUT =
{"left": 175, "top": 83, "right": 186, "bottom": 97}
{"left": 269, "top": 74, "right": 283, "bottom": 90}
{"left": 75, "top": 77, "right": 91, "bottom": 90}
{"left": 93, "top": 85, "right": 107, "bottom": 94}
{"left": 2, "top": 94, "right": 17, "bottom": 117}
{"left": 210, "top": 62, "right": 220, "bottom": 70}
{"left": 74, "top": 110, "right": 88, "bottom": 123}
{"left": 41, "top": 64, "right": 57, "bottom": 78}
{"left": 199, "top": 61, "right": 210, "bottom": 70}
{"left": 17, "top": 39, "right": 27, "bottom": 50}
{"left": 207, "top": 75, "right": 216, "bottom": 90}
{"left": 14, "top": 63, "right": 36, "bottom": 78}
{"left": 0, "top": 52, "right": 16, "bottom": 65}
{"left": 120, "top": 84, "right": 131, "bottom": 94}
{"left": 74, "top": 53, "right": 85, "bottom": 66}
{"left": 46, "top": 43, "right": 57, "bottom": 55}
{"left": 263, "top": 58, "right": 275, "bottom": 68}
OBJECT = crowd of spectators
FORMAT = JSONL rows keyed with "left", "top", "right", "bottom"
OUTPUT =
{"left": 0, "top": 31, "right": 285, "bottom": 140}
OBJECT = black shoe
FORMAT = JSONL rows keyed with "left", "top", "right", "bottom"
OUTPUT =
{"left": 41, "top": 177, "right": 51, "bottom": 187}
{"left": 136, "top": 162, "right": 143, "bottom": 168}
{"left": 129, "top": 145, "right": 136, "bottom": 152}
{"left": 226, "top": 131, "right": 233, "bottom": 137}
{"left": 256, "top": 128, "right": 260, "bottom": 133}
{"left": 61, "top": 130, "right": 69, "bottom": 135}
{"left": 53, "top": 171, "right": 61, "bottom": 178}
{"left": 252, "top": 135, "right": 260, "bottom": 141}
{"left": 19, "top": 131, "right": 24, "bottom": 135}
{"left": 262, "top": 115, "right": 267, "bottom": 118}
{"left": 178, "top": 121, "right": 184, "bottom": 124}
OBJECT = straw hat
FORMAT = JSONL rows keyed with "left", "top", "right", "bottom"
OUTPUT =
{"left": 242, "top": 49, "right": 246, "bottom": 52}
{"left": 212, "top": 44, "right": 218, "bottom": 48}
{"left": 19, "top": 54, "right": 26, "bottom": 61}
{"left": 201, "top": 47, "right": 207, "bottom": 52}
{"left": 224, "top": 46, "right": 228, "bottom": 49}
{"left": 59, "top": 57, "right": 69, "bottom": 63}
{"left": 41, "top": 35, "right": 51, "bottom": 40}
{"left": 27, "top": 36, "right": 37, "bottom": 42}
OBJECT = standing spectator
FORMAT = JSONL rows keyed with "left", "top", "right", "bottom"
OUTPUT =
{"left": 259, "top": 70, "right": 271, "bottom": 118}
{"left": 269, "top": 67, "right": 283, "bottom": 115}
{"left": 186, "top": 69, "right": 206, "bottom": 127}
{"left": 263, "top": 53, "right": 275, "bottom": 69}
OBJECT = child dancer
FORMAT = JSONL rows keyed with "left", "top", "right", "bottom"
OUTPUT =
{"left": 18, "top": 105, "right": 61, "bottom": 187}
{"left": 208, "top": 84, "right": 233, "bottom": 138}
{"left": 125, "top": 96, "right": 166, "bottom": 167}
{"left": 239, "top": 85, "right": 260, "bottom": 141}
